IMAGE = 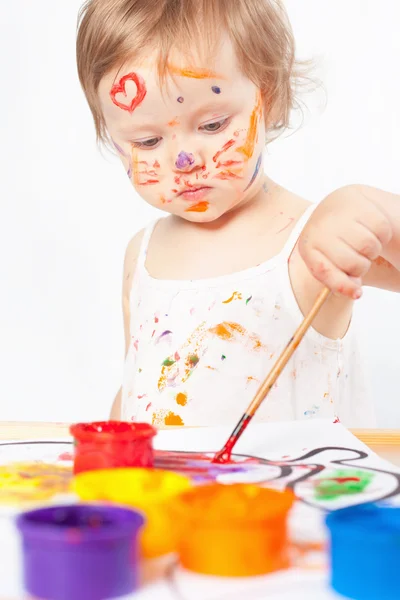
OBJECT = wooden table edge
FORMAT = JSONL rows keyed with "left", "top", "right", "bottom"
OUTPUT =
{"left": 1, "top": 422, "right": 400, "bottom": 446}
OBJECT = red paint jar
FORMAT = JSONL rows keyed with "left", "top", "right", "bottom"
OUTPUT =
{"left": 70, "top": 421, "right": 157, "bottom": 475}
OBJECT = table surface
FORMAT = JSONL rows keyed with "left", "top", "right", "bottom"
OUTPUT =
{"left": 1, "top": 421, "right": 400, "bottom": 464}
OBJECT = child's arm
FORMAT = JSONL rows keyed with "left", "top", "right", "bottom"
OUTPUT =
{"left": 109, "top": 229, "right": 145, "bottom": 420}
{"left": 298, "top": 185, "right": 400, "bottom": 299}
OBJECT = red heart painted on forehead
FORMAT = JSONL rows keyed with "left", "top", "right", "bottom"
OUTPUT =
{"left": 110, "top": 72, "right": 147, "bottom": 114}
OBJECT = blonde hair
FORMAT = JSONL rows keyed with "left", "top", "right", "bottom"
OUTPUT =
{"left": 76, "top": 0, "right": 312, "bottom": 148}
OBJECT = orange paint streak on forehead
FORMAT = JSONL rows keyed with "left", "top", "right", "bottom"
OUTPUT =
{"left": 237, "top": 92, "right": 263, "bottom": 159}
{"left": 168, "top": 64, "right": 223, "bottom": 79}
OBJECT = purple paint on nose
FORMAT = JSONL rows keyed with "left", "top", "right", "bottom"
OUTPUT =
{"left": 175, "top": 151, "right": 195, "bottom": 170}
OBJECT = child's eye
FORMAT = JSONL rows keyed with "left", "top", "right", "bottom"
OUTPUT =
{"left": 199, "top": 117, "right": 230, "bottom": 134}
{"left": 132, "top": 137, "right": 162, "bottom": 149}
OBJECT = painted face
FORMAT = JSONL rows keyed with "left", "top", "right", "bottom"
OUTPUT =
{"left": 99, "top": 38, "right": 266, "bottom": 222}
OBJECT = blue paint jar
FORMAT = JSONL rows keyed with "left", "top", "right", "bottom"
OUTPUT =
{"left": 326, "top": 503, "right": 400, "bottom": 600}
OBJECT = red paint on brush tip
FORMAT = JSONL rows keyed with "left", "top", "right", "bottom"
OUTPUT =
{"left": 212, "top": 413, "right": 252, "bottom": 463}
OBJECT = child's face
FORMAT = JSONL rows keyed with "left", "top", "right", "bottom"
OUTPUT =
{"left": 99, "top": 38, "right": 266, "bottom": 222}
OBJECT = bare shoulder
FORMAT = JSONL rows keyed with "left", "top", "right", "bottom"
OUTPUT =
{"left": 122, "top": 228, "right": 145, "bottom": 299}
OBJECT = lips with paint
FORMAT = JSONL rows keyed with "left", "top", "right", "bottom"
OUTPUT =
{"left": 179, "top": 187, "right": 211, "bottom": 203}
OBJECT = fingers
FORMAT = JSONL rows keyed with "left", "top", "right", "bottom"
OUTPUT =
{"left": 355, "top": 205, "right": 393, "bottom": 247}
{"left": 339, "top": 222, "right": 382, "bottom": 261}
{"left": 302, "top": 247, "right": 363, "bottom": 299}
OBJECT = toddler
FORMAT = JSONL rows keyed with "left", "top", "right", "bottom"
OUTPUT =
{"left": 76, "top": 0, "right": 400, "bottom": 428}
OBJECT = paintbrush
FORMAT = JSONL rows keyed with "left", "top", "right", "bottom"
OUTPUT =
{"left": 212, "top": 286, "right": 331, "bottom": 463}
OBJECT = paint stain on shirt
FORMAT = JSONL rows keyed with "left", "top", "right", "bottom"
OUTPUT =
{"left": 209, "top": 322, "right": 264, "bottom": 350}
{"left": 176, "top": 392, "right": 188, "bottom": 406}
{"left": 222, "top": 292, "right": 243, "bottom": 304}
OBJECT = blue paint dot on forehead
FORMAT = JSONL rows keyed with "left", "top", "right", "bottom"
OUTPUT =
{"left": 212, "top": 86, "right": 221, "bottom": 94}
{"left": 177, "top": 96, "right": 184, "bottom": 103}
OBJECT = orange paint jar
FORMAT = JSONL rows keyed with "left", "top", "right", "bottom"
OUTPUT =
{"left": 73, "top": 468, "right": 192, "bottom": 558}
{"left": 176, "top": 483, "right": 294, "bottom": 577}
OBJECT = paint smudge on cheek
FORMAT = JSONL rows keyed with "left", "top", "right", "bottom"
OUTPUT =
{"left": 216, "top": 160, "right": 242, "bottom": 168}
{"left": 212, "top": 86, "right": 221, "bottom": 94}
{"left": 131, "top": 147, "right": 140, "bottom": 186}
{"left": 213, "top": 139, "right": 235, "bottom": 163}
{"left": 153, "top": 160, "right": 160, "bottom": 168}
{"left": 112, "top": 139, "right": 127, "bottom": 156}
{"left": 214, "top": 170, "right": 242, "bottom": 181}
{"left": 244, "top": 153, "right": 263, "bottom": 191}
{"left": 130, "top": 149, "right": 160, "bottom": 186}
{"left": 237, "top": 91, "right": 263, "bottom": 159}
{"left": 177, "top": 96, "right": 184, "bottom": 103}
{"left": 110, "top": 72, "right": 147, "bottom": 114}
{"left": 185, "top": 201, "right": 209, "bottom": 213}
{"left": 168, "top": 118, "right": 180, "bottom": 127}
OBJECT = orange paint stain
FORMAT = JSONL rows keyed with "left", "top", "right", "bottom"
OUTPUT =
{"left": 141, "top": 180, "right": 159, "bottom": 185}
{"left": 247, "top": 376, "right": 259, "bottom": 384}
{"left": 214, "top": 170, "right": 242, "bottom": 180}
{"left": 139, "top": 170, "right": 157, "bottom": 176}
{"left": 216, "top": 160, "right": 242, "bottom": 168}
{"left": 213, "top": 139, "right": 235, "bottom": 163}
{"left": 174, "top": 175, "right": 182, "bottom": 185}
{"left": 165, "top": 412, "right": 184, "bottom": 426}
{"left": 222, "top": 291, "right": 243, "bottom": 304}
{"left": 176, "top": 392, "right": 188, "bottom": 406}
{"left": 168, "top": 118, "right": 180, "bottom": 127}
{"left": 168, "top": 65, "right": 222, "bottom": 79}
{"left": 185, "top": 201, "right": 209, "bottom": 213}
{"left": 209, "top": 321, "right": 264, "bottom": 351}
{"left": 210, "top": 322, "right": 243, "bottom": 340}
{"left": 153, "top": 160, "right": 160, "bottom": 168}
{"left": 152, "top": 409, "right": 184, "bottom": 427}
{"left": 374, "top": 256, "right": 394, "bottom": 268}
{"left": 237, "top": 92, "right": 263, "bottom": 159}
{"left": 131, "top": 148, "right": 140, "bottom": 186}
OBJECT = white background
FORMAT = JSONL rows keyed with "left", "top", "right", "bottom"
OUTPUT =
{"left": 1, "top": 1, "right": 399, "bottom": 425}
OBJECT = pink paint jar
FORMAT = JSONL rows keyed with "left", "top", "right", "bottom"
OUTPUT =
{"left": 70, "top": 421, "right": 157, "bottom": 475}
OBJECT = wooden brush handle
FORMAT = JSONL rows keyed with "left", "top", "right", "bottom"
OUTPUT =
{"left": 246, "top": 287, "right": 330, "bottom": 417}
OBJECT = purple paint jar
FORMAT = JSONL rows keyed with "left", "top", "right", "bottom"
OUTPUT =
{"left": 16, "top": 504, "right": 144, "bottom": 600}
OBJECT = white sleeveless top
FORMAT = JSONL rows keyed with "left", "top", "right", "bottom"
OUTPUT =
{"left": 121, "top": 205, "right": 376, "bottom": 428}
